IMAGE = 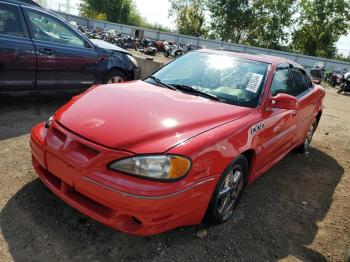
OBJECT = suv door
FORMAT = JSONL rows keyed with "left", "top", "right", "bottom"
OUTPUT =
{"left": 252, "top": 64, "right": 298, "bottom": 176}
{"left": 23, "top": 7, "right": 101, "bottom": 90}
{"left": 0, "top": 1, "right": 36, "bottom": 92}
{"left": 291, "top": 68, "right": 317, "bottom": 144}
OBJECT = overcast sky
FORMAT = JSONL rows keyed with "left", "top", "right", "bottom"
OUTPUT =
{"left": 64, "top": 0, "right": 349, "bottom": 56}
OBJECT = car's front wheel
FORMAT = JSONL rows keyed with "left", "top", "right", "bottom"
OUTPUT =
{"left": 103, "top": 69, "right": 127, "bottom": 84}
{"left": 205, "top": 155, "right": 248, "bottom": 225}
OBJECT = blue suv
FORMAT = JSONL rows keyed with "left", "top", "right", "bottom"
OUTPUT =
{"left": 0, "top": 0, "right": 140, "bottom": 94}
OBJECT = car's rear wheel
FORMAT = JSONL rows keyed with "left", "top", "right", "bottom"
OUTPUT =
{"left": 205, "top": 155, "right": 248, "bottom": 225}
{"left": 104, "top": 69, "right": 127, "bottom": 84}
{"left": 296, "top": 118, "right": 317, "bottom": 155}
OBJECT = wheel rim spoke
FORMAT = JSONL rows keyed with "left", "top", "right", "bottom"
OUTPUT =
{"left": 217, "top": 168, "right": 243, "bottom": 216}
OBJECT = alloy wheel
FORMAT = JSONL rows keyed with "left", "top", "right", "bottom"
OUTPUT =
{"left": 216, "top": 166, "right": 244, "bottom": 221}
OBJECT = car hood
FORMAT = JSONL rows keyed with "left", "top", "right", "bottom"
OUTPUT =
{"left": 55, "top": 81, "right": 252, "bottom": 153}
{"left": 90, "top": 39, "right": 130, "bottom": 55}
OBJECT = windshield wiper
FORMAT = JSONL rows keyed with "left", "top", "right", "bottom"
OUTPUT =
{"left": 146, "top": 76, "right": 177, "bottom": 91}
{"left": 170, "top": 84, "right": 222, "bottom": 102}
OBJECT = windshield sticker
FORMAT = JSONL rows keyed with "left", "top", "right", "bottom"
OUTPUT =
{"left": 246, "top": 73, "right": 264, "bottom": 93}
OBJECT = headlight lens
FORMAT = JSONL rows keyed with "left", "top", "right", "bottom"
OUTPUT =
{"left": 109, "top": 155, "right": 191, "bottom": 181}
{"left": 127, "top": 54, "right": 138, "bottom": 67}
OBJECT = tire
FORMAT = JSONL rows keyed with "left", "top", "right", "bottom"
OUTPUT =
{"left": 345, "top": 247, "right": 350, "bottom": 262}
{"left": 204, "top": 155, "right": 248, "bottom": 225}
{"left": 103, "top": 69, "right": 127, "bottom": 84}
{"left": 295, "top": 118, "right": 317, "bottom": 155}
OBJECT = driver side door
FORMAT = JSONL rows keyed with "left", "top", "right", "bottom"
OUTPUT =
{"left": 23, "top": 7, "right": 100, "bottom": 90}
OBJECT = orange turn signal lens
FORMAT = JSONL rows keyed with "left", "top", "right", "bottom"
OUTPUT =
{"left": 169, "top": 156, "right": 191, "bottom": 179}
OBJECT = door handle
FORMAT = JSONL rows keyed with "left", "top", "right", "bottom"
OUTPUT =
{"left": 38, "top": 48, "right": 55, "bottom": 56}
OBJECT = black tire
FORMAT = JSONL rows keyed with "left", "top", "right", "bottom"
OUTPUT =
{"left": 204, "top": 155, "right": 248, "bottom": 225}
{"left": 345, "top": 247, "right": 350, "bottom": 262}
{"left": 103, "top": 69, "right": 127, "bottom": 84}
{"left": 295, "top": 118, "right": 317, "bottom": 155}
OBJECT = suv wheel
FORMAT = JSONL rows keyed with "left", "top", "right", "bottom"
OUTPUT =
{"left": 104, "top": 69, "right": 127, "bottom": 84}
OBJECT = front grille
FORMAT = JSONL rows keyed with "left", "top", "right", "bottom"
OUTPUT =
{"left": 47, "top": 125, "right": 100, "bottom": 163}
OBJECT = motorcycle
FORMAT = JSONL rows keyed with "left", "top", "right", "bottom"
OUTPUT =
{"left": 164, "top": 41, "right": 183, "bottom": 58}
{"left": 337, "top": 73, "right": 350, "bottom": 94}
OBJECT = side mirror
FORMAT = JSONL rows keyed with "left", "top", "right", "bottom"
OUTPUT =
{"left": 267, "top": 94, "right": 298, "bottom": 110}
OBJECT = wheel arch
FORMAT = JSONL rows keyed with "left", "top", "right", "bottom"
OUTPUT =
{"left": 240, "top": 149, "right": 256, "bottom": 183}
{"left": 315, "top": 110, "right": 322, "bottom": 129}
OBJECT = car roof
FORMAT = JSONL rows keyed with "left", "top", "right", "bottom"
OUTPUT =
{"left": 197, "top": 49, "right": 301, "bottom": 68}
{"left": 0, "top": 0, "right": 41, "bottom": 7}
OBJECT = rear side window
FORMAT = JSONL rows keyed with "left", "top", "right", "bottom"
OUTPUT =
{"left": 292, "top": 69, "right": 309, "bottom": 96}
{"left": 0, "top": 3, "right": 24, "bottom": 38}
{"left": 270, "top": 67, "right": 293, "bottom": 96}
{"left": 25, "top": 9, "right": 85, "bottom": 48}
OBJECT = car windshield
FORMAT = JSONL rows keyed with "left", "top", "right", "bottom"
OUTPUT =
{"left": 146, "top": 52, "right": 269, "bottom": 107}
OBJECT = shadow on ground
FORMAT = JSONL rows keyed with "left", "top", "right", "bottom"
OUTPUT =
{"left": 0, "top": 94, "right": 73, "bottom": 141}
{"left": 0, "top": 148, "right": 344, "bottom": 261}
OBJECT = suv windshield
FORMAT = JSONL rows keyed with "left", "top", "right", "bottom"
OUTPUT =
{"left": 146, "top": 52, "right": 269, "bottom": 107}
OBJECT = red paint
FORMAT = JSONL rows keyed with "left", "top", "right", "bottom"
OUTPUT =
{"left": 30, "top": 51, "right": 325, "bottom": 235}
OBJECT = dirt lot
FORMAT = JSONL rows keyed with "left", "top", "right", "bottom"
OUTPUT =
{"left": 0, "top": 85, "right": 349, "bottom": 262}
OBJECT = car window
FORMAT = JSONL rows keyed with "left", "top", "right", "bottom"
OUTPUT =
{"left": 270, "top": 67, "right": 293, "bottom": 96}
{"left": 25, "top": 9, "right": 85, "bottom": 48}
{"left": 292, "top": 69, "right": 309, "bottom": 96}
{"left": 0, "top": 3, "right": 24, "bottom": 38}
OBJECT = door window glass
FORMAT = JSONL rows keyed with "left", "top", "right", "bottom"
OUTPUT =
{"left": 292, "top": 69, "right": 309, "bottom": 96}
{"left": 25, "top": 9, "right": 85, "bottom": 47}
{"left": 270, "top": 67, "right": 293, "bottom": 96}
{"left": 0, "top": 3, "right": 24, "bottom": 37}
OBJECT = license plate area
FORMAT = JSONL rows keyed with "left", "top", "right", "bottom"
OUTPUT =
{"left": 46, "top": 152, "right": 74, "bottom": 187}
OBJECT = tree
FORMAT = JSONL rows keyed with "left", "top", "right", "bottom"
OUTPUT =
{"left": 246, "top": 0, "right": 297, "bottom": 50}
{"left": 292, "top": 0, "right": 350, "bottom": 58}
{"left": 208, "top": 0, "right": 253, "bottom": 43}
{"left": 169, "top": 0, "right": 208, "bottom": 37}
{"left": 80, "top": 0, "right": 144, "bottom": 26}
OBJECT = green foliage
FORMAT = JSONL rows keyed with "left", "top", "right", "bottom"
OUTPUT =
{"left": 208, "top": 0, "right": 253, "bottom": 43}
{"left": 291, "top": 0, "right": 350, "bottom": 58}
{"left": 80, "top": 0, "right": 171, "bottom": 31}
{"left": 246, "top": 0, "right": 297, "bottom": 50}
{"left": 169, "top": 0, "right": 208, "bottom": 37}
{"left": 80, "top": 0, "right": 350, "bottom": 60}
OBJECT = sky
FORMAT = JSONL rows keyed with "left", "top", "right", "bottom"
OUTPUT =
{"left": 134, "top": 0, "right": 175, "bottom": 29}
{"left": 55, "top": 0, "right": 350, "bottom": 56}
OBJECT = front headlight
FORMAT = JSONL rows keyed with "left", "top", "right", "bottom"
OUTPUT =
{"left": 109, "top": 155, "right": 191, "bottom": 181}
{"left": 127, "top": 54, "right": 138, "bottom": 67}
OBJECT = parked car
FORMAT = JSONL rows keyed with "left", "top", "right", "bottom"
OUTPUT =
{"left": 30, "top": 49, "right": 325, "bottom": 235}
{"left": 309, "top": 67, "right": 323, "bottom": 84}
{"left": 0, "top": 0, "right": 139, "bottom": 94}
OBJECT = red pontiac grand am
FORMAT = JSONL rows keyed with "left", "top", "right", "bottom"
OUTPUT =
{"left": 30, "top": 50, "right": 325, "bottom": 235}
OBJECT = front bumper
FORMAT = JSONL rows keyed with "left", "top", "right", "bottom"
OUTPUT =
{"left": 30, "top": 122, "right": 216, "bottom": 235}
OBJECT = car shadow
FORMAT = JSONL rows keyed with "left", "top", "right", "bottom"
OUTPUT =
{"left": 0, "top": 94, "right": 74, "bottom": 141}
{"left": 0, "top": 148, "right": 344, "bottom": 261}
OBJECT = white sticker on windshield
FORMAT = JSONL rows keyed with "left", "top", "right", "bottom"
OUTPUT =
{"left": 246, "top": 73, "right": 264, "bottom": 93}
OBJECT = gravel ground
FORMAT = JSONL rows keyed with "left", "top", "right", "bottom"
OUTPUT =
{"left": 0, "top": 85, "right": 349, "bottom": 262}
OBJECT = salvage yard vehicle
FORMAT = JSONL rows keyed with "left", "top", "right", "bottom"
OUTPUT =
{"left": 30, "top": 50, "right": 325, "bottom": 235}
{"left": 309, "top": 67, "right": 323, "bottom": 84}
{"left": 0, "top": 0, "right": 139, "bottom": 94}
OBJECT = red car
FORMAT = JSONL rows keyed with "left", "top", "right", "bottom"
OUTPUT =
{"left": 30, "top": 50, "right": 325, "bottom": 235}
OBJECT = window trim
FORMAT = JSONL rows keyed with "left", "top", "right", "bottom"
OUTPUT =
{"left": 0, "top": 2, "right": 29, "bottom": 39}
{"left": 268, "top": 63, "right": 294, "bottom": 97}
{"left": 291, "top": 67, "right": 314, "bottom": 99}
{"left": 22, "top": 6, "right": 93, "bottom": 49}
